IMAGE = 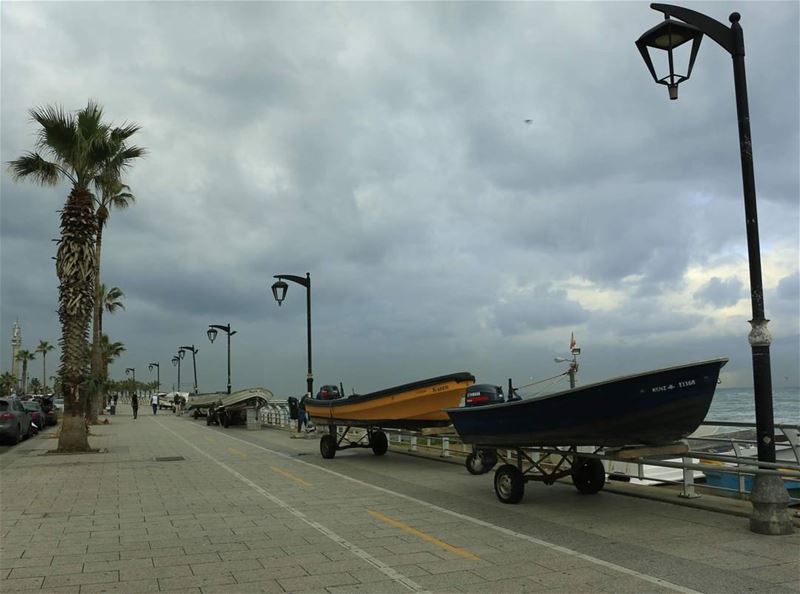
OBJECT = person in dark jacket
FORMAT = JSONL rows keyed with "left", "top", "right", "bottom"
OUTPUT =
{"left": 131, "top": 393, "right": 139, "bottom": 420}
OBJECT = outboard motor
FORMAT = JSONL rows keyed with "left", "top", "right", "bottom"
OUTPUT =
{"left": 464, "top": 384, "right": 505, "bottom": 407}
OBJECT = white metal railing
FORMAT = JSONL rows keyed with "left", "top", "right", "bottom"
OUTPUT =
{"left": 261, "top": 401, "right": 799, "bottom": 501}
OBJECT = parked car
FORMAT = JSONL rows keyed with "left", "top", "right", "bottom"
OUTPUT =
{"left": 0, "top": 397, "right": 32, "bottom": 444}
{"left": 36, "top": 396, "right": 58, "bottom": 426}
{"left": 53, "top": 398, "right": 64, "bottom": 412}
{"left": 22, "top": 401, "right": 45, "bottom": 434}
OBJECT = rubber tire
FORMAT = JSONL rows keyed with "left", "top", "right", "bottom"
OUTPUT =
{"left": 221, "top": 412, "right": 230, "bottom": 428}
{"left": 206, "top": 414, "right": 212, "bottom": 426}
{"left": 480, "top": 449, "right": 498, "bottom": 472}
{"left": 466, "top": 449, "right": 498, "bottom": 475}
{"left": 370, "top": 430, "right": 388, "bottom": 456}
{"left": 320, "top": 434, "right": 337, "bottom": 459}
{"left": 465, "top": 453, "right": 484, "bottom": 475}
{"left": 494, "top": 464, "right": 525, "bottom": 504}
{"left": 571, "top": 457, "right": 606, "bottom": 494}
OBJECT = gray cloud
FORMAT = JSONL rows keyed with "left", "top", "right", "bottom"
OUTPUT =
{"left": 694, "top": 276, "right": 745, "bottom": 308}
{"left": 2, "top": 1, "right": 798, "bottom": 393}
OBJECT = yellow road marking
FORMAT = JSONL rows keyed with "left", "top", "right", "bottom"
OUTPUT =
{"left": 368, "top": 509, "right": 480, "bottom": 561}
{"left": 205, "top": 436, "right": 216, "bottom": 443}
{"left": 271, "top": 466, "right": 312, "bottom": 487}
{"left": 227, "top": 447, "right": 246, "bottom": 458}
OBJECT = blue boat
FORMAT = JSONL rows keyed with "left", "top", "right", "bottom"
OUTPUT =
{"left": 445, "top": 358, "right": 729, "bottom": 448}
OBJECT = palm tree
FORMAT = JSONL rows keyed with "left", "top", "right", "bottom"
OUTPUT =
{"left": 14, "top": 350, "right": 36, "bottom": 394}
{"left": 36, "top": 340, "right": 56, "bottom": 393}
{"left": 100, "top": 335, "right": 126, "bottom": 383}
{"left": 89, "top": 284, "right": 125, "bottom": 422}
{"left": 0, "top": 372, "right": 17, "bottom": 397}
{"left": 8, "top": 100, "right": 145, "bottom": 452}
{"left": 90, "top": 178, "right": 134, "bottom": 418}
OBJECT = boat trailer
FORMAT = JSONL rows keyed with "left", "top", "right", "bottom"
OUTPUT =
{"left": 465, "top": 444, "right": 678, "bottom": 504}
{"left": 319, "top": 423, "right": 389, "bottom": 459}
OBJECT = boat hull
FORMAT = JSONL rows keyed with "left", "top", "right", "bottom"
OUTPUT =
{"left": 445, "top": 359, "right": 728, "bottom": 447}
{"left": 306, "top": 372, "right": 475, "bottom": 430}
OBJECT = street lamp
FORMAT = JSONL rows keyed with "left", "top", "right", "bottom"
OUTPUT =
{"left": 271, "top": 272, "right": 313, "bottom": 397}
{"left": 207, "top": 323, "right": 236, "bottom": 394}
{"left": 148, "top": 362, "right": 160, "bottom": 392}
{"left": 180, "top": 345, "right": 199, "bottom": 393}
{"left": 125, "top": 367, "right": 136, "bottom": 400}
{"left": 171, "top": 355, "right": 181, "bottom": 392}
{"left": 636, "top": 3, "right": 792, "bottom": 535}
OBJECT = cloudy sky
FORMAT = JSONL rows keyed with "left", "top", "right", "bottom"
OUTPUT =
{"left": 1, "top": 1, "right": 798, "bottom": 399}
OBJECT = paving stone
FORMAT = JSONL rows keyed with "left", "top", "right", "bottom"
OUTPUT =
{"left": 80, "top": 578, "right": 160, "bottom": 592}
{"left": 42, "top": 570, "right": 118, "bottom": 588}
{"left": 157, "top": 573, "right": 236, "bottom": 590}
{"left": 9, "top": 563, "right": 84, "bottom": 579}
{"left": 0, "top": 576, "right": 44, "bottom": 591}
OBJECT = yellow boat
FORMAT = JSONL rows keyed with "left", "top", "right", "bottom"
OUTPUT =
{"left": 304, "top": 372, "right": 475, "bottom": 459}
{"left": 306, "top": 372, "right": 475, "bottom": 429}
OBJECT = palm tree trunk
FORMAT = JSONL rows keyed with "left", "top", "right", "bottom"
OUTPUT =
{"left": 89, "top": 224, "right": 104, "bottom": 424}
{"left": 22, "top": 361, "right": 28, "bottom": 394}
{"left": 57, "top": 186, "right": 96, "bottom": 452}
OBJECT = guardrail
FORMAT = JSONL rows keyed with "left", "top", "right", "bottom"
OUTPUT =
{"left": 261, "top": 401, "right": 799, "bottom": 502}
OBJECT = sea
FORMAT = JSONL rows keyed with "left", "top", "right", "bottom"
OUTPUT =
{"left": 707, "top": 387, "right": 799, "bottom": 425}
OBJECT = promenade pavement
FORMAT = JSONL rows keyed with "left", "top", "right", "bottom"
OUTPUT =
{"left": 1, "top": 408, "right": 798, "bottom": 594}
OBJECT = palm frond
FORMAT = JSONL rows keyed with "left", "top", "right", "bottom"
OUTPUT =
{"left": 7, "top": 152, "right": 64, "bottom": 185}
{"left": 110, "top": 123, "right": 143, "bottom": 143}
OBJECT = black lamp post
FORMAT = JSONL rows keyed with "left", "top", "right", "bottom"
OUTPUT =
{"left": 180, "top": 345, "right": 199, "bottom": 393}
{"left": 636, "top": 3, "right": 792, "bottom": 535}
{"left": 125, "top": 367, "right": 135, "bottom": 400}
{"left": 148, "top": 362, "right": 160, "bottom": 392}
{"left": 172, "top": 355, "right": 181, "bottom": 392}
{"left": 208, "top": 323, "right": 236, "bottom": 394}
{"left": 271, "top": 272, "right": 313, "bottom": 398}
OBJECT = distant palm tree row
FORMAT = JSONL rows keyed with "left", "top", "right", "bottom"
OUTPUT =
{"left": 8, "top": 100, "right": 146, "bottom": 452}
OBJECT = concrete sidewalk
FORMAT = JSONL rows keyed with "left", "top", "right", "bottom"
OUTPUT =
{"left": 1, "top": 409, "right": 798, "bottom": 593}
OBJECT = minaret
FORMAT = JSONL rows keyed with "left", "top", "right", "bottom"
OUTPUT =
{"left": 11, "top": 319, "right": 22, "bottom": 389}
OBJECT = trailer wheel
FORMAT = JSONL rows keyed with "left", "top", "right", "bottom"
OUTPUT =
{"left": 370, "top": 430, "right": 388, "bottom": 456}
{"left": 466, "top": 449, "right": 497, "bottom": 475}
{"left": 221, "top": 412, "right": 230, "bottom": 428}
{"left": 320, "top": 434, "right": 337, "bottom": 459}
{"left": 571, "top": 457, "right": 606, "bottom": 494}
{"left": 494, "top": 464, "right": 525, "bottom": 504}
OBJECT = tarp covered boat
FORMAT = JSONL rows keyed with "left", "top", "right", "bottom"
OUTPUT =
{"left": 445, "top": 359, "right": 728, "bottom": 448}
{"left": 306, "top": 372, "right": 475, "bottom": 431}
{"left": 187, "top": 387, "right": 273, "bottom": 425}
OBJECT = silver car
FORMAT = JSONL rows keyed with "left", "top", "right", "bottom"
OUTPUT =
{"left": 0, "top": 397, "right": 32, "bottom": 444}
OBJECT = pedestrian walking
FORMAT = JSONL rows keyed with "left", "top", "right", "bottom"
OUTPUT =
{"left": 131, "top": 393, "right": 138, "bottom": 420}
{"left": 298, "top": 393, "right": 311, "bottom": 433}
{"left": 151, "top": 393, "right": 159, "bottom": 415}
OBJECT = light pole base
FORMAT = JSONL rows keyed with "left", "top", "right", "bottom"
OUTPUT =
{"left": 749, "top": 474, "right": 794, "bottom": 535}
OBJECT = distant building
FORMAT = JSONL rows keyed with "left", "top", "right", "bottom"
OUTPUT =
{"left": 11, "top": 319, "right": 22, "bottom": 391}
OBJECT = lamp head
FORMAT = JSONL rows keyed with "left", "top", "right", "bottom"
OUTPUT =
{"left": 179, "top": 349, "right": 186, "bottom": 360}
{"left": 636, "top": 17, "right": 703, "bottom": 100}
{"left": 207, "top": 327, "right": 218, "bottom": 343}
{"left": 172, "top": 356, "right": 179, "bottom": 366}
{"left": 271, "top": 279, "right": 288, "bottom": 306}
